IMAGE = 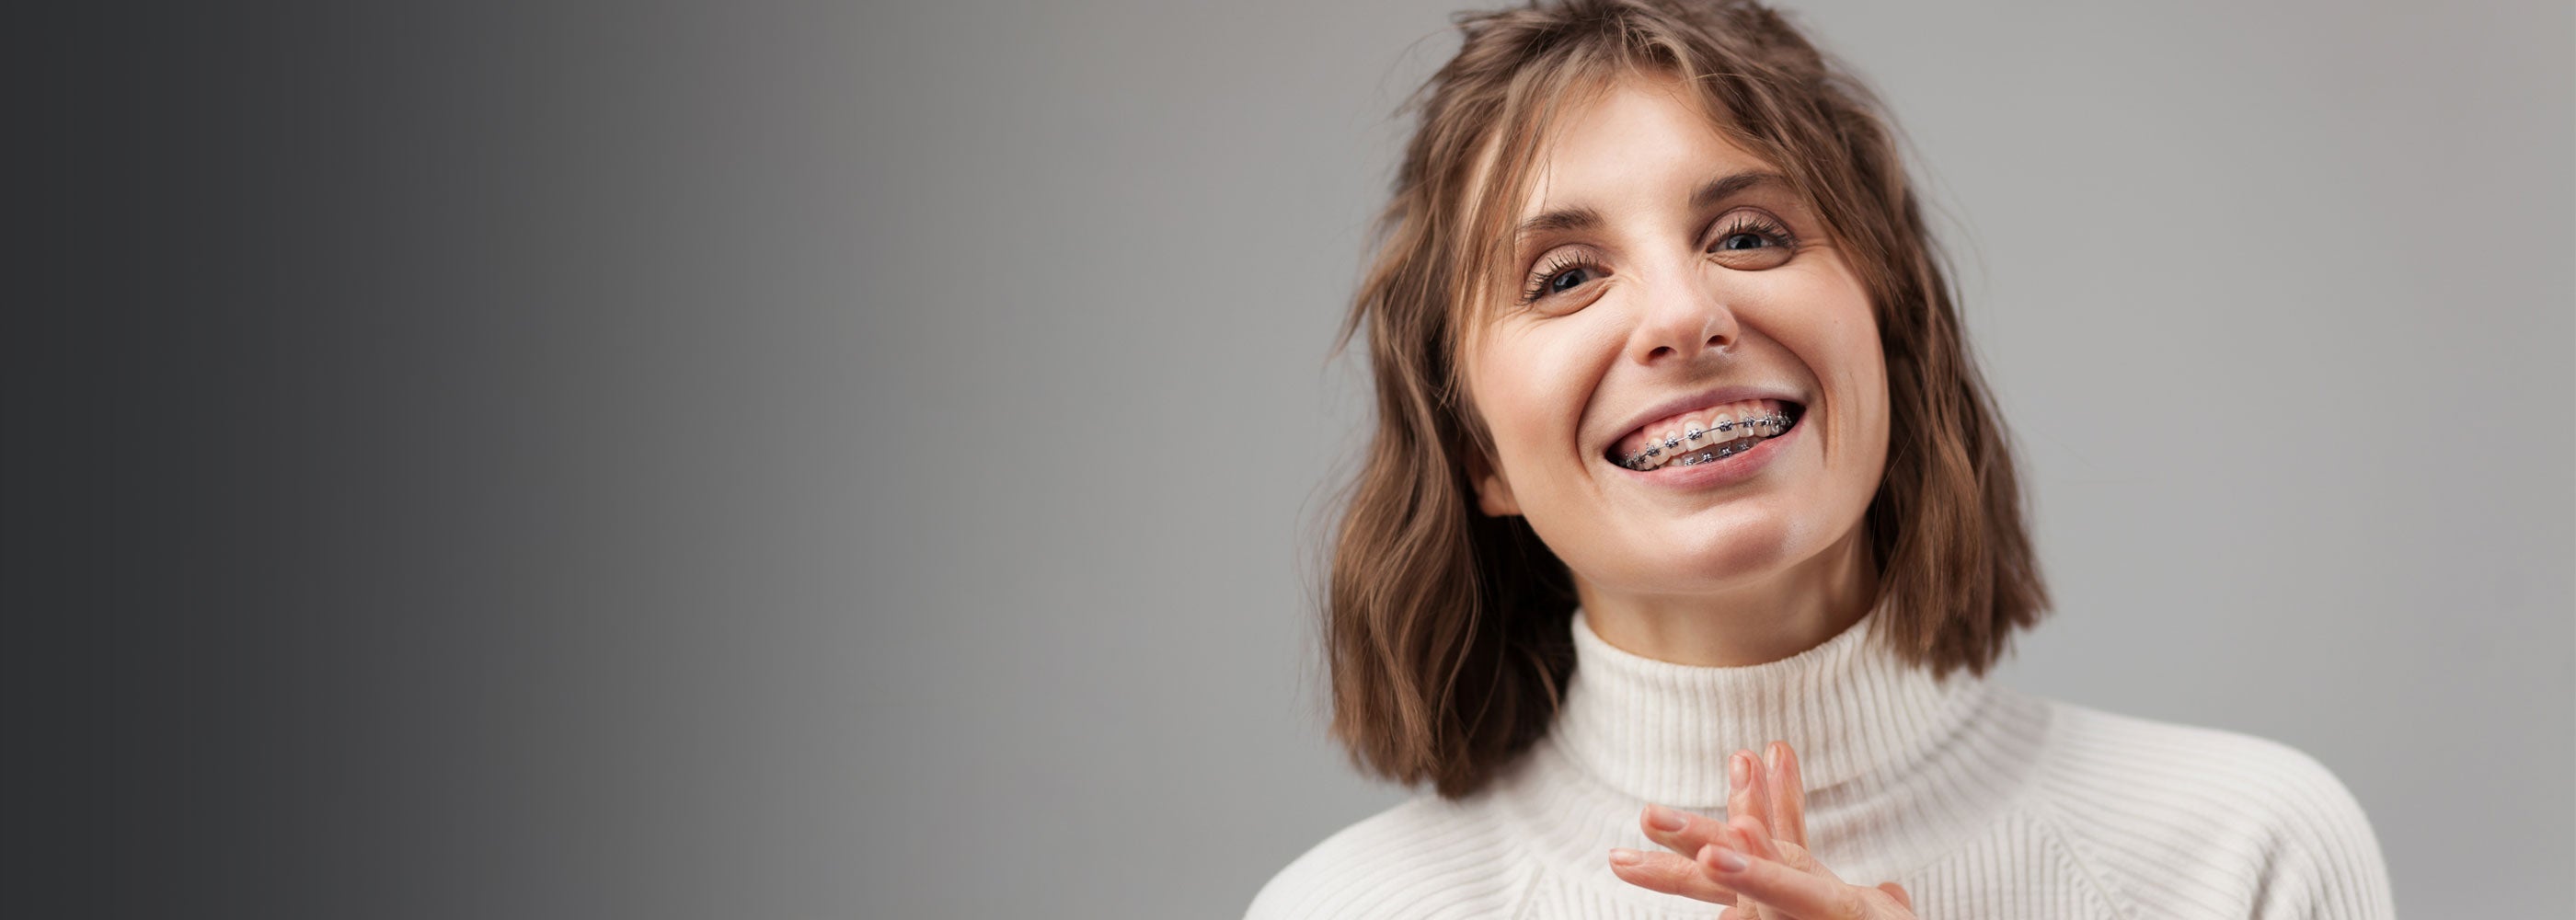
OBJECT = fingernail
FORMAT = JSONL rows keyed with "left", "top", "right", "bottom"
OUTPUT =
{"left": 1729, "top": 753, "right": 1748, "bottom": 792}
{"left": 1609, "top": 847, "right": 1643, "bottom": 866}
{"left": 1707, "top": 845, "right": 1749, "bottom": 872}
{"left": 1646, "top": 804, "right": 1687, "bottom": 832}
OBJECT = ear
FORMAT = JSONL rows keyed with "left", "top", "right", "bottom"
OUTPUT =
{"left": 1464, "top": 444, "right": 1522, "bottom": 517}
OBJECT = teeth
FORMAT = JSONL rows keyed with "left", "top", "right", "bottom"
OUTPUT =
{"left": 1617, "top": 409, "right": 1794, "bottom": 471}
{"left": 1613, "top": 398, "right": 1795, "bottom": 468}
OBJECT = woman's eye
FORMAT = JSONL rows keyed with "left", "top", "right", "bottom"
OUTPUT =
{"left": 1708, "top": 213, "right": 1798, "bottom": 269}
{"left": 1520, "top": 254, "right": 1604, "bottom": 304}
{"left": 1547, "top": 266, "right": 1593, "bottom": 293}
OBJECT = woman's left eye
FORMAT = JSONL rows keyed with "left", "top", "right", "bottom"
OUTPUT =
{"left": 1707, "top": 212, "right": 1798, "bottom": 267}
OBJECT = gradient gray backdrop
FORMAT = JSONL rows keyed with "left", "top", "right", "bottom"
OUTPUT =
{"left": 13, "top": 1, "right": 2569, "bottom": 917}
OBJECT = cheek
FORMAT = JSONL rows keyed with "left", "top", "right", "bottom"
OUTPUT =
{"left": 1834, "top": 327, "right": 1889, "bottom": 424}
{"left": 1471, "top": 326, "right": 1612, "bottom": 467}
{"left": 1762, "top": 274, "right": 1888, "bottom": 483}
{"left": 1817, "top": 303, "right": 1892, "bottom": 489}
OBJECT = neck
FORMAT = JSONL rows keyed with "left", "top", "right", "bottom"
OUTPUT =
{"left": 1573, "top": 525, "right": 1878, "bottom": 667}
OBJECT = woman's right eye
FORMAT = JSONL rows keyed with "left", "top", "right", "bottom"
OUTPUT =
{"left": 1522, "top": 254, "right": 1606, "bottom": 304}
{"left": 1546, "top": 266, "right": 1593, "bottom": 293}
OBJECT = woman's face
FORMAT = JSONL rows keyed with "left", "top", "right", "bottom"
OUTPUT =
{"left": 1461, "top": 71, "right": 1889, "bottom": 605}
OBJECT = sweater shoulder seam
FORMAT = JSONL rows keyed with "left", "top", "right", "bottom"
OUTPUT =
{"left": 1504, "top": 867, "right": 1546, "bottom": 920}
{"left": 2016, "top": 698, "right": 2147, "bottom": 920}
{"left": 2023, "top": 799, "right": 2147, "bottom": 920}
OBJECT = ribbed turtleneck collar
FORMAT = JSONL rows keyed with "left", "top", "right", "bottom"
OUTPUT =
{"left": 1550, "top": 604, "right": 1988, "bottom": 810}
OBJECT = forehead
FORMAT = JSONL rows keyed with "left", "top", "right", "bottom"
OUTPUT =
{"left": 1514, "top": 71, "right": 1769, "bottom": 219}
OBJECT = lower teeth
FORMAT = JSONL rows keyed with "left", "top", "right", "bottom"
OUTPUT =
{"left": 1676, "top": 438, "right": 1755, "bottom": 466}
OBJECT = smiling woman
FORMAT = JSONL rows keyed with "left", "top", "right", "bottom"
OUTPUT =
{"left": 1459, "top": 75, "right": 1897, "bottom": 673}
{"left": 1247, "top": 1, "right": 2397, "bottom": 918}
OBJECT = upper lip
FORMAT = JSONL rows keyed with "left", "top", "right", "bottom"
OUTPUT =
{"left": 1602, "top": 385, "right": 1806, "bottom": 453}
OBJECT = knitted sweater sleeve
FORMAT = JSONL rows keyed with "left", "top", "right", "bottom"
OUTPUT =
{"left": 1244, "top": 798, "right": 1524, "bottom": 920}
{"left": 2242, "top": 743, "right": 2398, "bottom": 920}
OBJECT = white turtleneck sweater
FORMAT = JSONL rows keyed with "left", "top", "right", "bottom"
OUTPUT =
{"left": 1248, "top": 607, "right": 2397, "bottom": 918}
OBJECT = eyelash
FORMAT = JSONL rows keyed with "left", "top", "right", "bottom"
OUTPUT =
{"left": 1516, "top": 212, "right": 1800, "bottom": 305}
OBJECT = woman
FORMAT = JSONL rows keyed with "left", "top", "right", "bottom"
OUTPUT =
{"left": 1248, "top": 1, "right": 2397, "bottom": 917}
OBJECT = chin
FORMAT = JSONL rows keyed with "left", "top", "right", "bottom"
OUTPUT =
{"left": 1583, "top": 512, "right": 1810, "bottom": 592}
{"left": 1685, "top": 522, "right": 1807, "bottom": 581}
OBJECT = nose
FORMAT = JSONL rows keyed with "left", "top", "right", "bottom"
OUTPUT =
{"left": 1628, "top": 264, "right": 1740, "bottom": 365}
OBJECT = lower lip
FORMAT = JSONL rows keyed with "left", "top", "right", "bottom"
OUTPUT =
{"left": 1610, "top": 416, "right": 1801, "bottom": 489}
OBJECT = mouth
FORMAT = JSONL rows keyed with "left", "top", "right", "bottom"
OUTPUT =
{"left": 1603, "top": 397, "right": 1805, "bottom": 472}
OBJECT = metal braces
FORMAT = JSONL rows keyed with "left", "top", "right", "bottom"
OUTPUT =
{"left": 1619, "top": 413, "right": 1789, "bottom": 470}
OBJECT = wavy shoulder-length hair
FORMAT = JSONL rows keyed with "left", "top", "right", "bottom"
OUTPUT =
{"left": 1325, "top": 0, "right": 2050, "bottom": 799}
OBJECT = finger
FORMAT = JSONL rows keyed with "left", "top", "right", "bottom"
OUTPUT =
{"left": 1726, "top": 816, "right": 1788, "bottom": 870}
{"left": 1698, "top": 842, "right": 1879, "bottom": 920}
{"left": 1607, "top": 847, "right": 1740, "bottom": 906}
{"left": 1726, "top": 748, "right": 1776, "bottom": 920}
{"left": 1879, "top": 881, "right": 1912, "bottom": 911}
{"left": 1731, "top": 749, "right": 1773, "bottom": 837}
{"left": 1728, "top": 818, "right": 1775, "bottom": 862}
{"left": 1765, "top": 741, "right": 1809, "bottom": 850}
{"left": 1639, "top": 803, "right": 1731, "bottom": 860}
{"left": 1646, "top": 801, "right": 1792, "bottom": 916}
{"left": 1719, "top": 828, "right": 1795, "bottom": 920}
{"left": 1728, "top": 815, "right": 1839, "bottom": 882}
{"left": 1698, "top": 845, "right": 1770, "bottom": 920}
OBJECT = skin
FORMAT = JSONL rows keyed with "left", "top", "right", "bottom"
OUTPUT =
{"left": 1457, "top": 71, "right": 1915, "bottom": 916}
{"left": 1610, "top": 742, "right": 1917, "bottom": 918}
{"left": 1459, "top": 68, "right": 1889, "bottom": 667}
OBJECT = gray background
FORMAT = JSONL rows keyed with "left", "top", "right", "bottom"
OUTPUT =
{"left": 12, "top": 0, "right": 2567, "bottom": 917}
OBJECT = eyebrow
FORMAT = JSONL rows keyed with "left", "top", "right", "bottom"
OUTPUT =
{"left": 1511, "top": 170, "right": 1790, "bottom": 242}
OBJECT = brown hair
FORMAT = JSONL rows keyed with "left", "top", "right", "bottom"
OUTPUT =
{"left": 1323, "top": 0, "right": 2050, "bottom": 799}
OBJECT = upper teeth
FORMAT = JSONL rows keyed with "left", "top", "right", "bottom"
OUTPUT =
{"left": 1618, "top": 411, "right": 1792, "bottom": 470}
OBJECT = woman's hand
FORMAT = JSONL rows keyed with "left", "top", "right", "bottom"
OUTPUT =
{"left": 1607, "top": 741, "right": 1920, "bottom": 919}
